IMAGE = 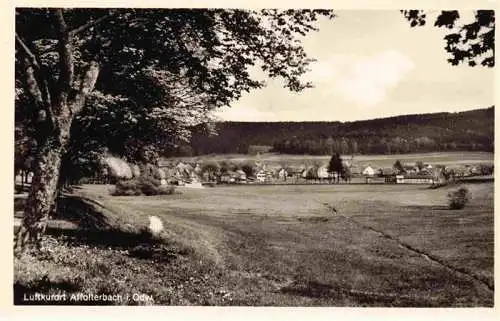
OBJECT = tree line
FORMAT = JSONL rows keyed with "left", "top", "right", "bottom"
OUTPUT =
{"left": 178, "top": 107, "right": 494, "bottom": 156}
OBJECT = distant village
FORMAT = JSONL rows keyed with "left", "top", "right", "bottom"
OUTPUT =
{"left": 156, "top": 158, "right": 493, "bottom": 187}
{"left": 16, "top": 155, "right": 491, "bottom": 190}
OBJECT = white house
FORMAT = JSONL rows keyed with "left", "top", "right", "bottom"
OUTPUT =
{"left": 256, "top": 169, "right": 267, "bottom": 182}
{"left": 362, "top": 166, "right": 375, "bottom": 177}
{"left": 317, "top": 166, "right": 330, "bottom": 179}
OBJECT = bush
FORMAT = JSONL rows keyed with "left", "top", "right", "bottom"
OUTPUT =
{"left": 478, "top": 163, "right": 494, "bottom": 176}
{"left": 112, "top": 177, "right": 175, "bottom": 196}
{"left": 447, "top": 186, "right": 471, "bottom": 210}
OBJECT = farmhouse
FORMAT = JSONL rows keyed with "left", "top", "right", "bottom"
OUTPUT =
{"left": 362, "top": 166, "right": 375, "bottom": 177}
{"left": 256, "top": 169, "right": 267, "bottom": 182}
{"left": 235, "top": 169, "right": 247, "bottom": 182}
{"left": 403, "top": 164, "right": 419, "bottom": 174}
{"left": 317, "top": 165, "right": 331, "bottom": 179}
{"left": 286, "top": 166, "right": 304, "bottom": 179}
{"left": 220, "top": 171, "right": 237, "bottom": 183}
{"left": 277, "top": 168, "right": 288, "bottom": 180}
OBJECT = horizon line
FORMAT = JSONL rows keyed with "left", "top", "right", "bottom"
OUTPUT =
{"left": 214, "top": 105, "right": 494, "bottom": 123}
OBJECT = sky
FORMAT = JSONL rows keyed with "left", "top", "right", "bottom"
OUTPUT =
{"left": 213, "top": 10, "right": 495, "bottom": 122}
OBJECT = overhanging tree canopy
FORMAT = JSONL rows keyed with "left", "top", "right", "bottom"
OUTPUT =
{"left": 14, "top": 8, "right": 335, "bottom": 252}
{"left": 402, "top": 10, "right": 494, "bottom": 67}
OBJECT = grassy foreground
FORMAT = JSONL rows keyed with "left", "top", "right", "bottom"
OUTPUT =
{"left": 14, "top": 181, "right": 494, "bottom": 306}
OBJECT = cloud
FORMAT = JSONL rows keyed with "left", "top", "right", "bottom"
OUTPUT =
{"left": 332, "top": 50, "right": 414, "bottom": 107}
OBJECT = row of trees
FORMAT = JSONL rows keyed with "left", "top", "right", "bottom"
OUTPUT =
{"left": 272, "top": 135, "right": 492, "bottom": 155}
{"left": 182, "top": 106, "right": 494, "bottom": 156}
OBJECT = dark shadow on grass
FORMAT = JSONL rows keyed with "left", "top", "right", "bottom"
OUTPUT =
{"left": 52, "top": 195, "right": 110, "bottom": 229}
{"left": 44, "top": 226, "right": 181, "bottom": 263}
{"left": 45, "top": 226, "right": 154, "bottom": 248}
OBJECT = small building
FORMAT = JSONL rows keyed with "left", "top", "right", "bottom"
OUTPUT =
{"left": 286, "top": 167, "right": 303, "bottom": 179}
{"left": 317, "top": 165, "right": 331, "bottom": 179}
{"left": 256, "top": 169, "right": 267, "bottom": 182}
{"left": 220, "top": 171, "right": 237, "bottom": 183}
{"left": 235, "top": 169, "right": 247, "bottom": 183}
{"left": 362, "top": 166, "right": 376, "bottom": 177}
{"left": 403, "top": 164, "right": 418, "bottom": 174}
{"left": 304, "top": 166, "right": 318, "bottom": 179}
{"left": 277, "top": 168, "right": 288, "bottom": 180}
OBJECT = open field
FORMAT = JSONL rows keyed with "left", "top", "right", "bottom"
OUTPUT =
{"left": 163, "top": 151, "right": 494, "bottom": 168}
{"left": 16, "top": 180, "right": 491, "bottom": 306}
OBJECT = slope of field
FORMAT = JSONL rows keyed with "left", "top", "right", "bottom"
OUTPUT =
{"left": 71, "top": 181, "right": 494, "bottom": 306}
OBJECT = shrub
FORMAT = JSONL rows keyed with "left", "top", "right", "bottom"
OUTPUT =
{"left": 478, "top": 163, "right": 494, "bottom": 176}
{"left": 112, "top": 177, "right": 175, "bottom": 196}
{"left": 447, "top": 186, "right": 471, "bottom": 210}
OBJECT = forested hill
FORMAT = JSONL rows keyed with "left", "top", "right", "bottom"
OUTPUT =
{"left": 176, "top": 107, "right": 494, "bottom": 156}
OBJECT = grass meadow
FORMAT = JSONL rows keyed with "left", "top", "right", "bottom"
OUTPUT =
{"left": 14, "top": 173, "right": 494, "bottom": 306}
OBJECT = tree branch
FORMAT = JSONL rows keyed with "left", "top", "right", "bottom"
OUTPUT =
{"left": 52, "top": 9, "right": 74, "bottom": 104}
{"left": 16, "top": 34, "right": 56, "bottom": 127}
{"left": 71, "top": 61, "right": 100, "bottom": 114}
{"left": 69, "top": 11, "right": 116, "bottom": 36}
{"left": 20, "top": 57, "right": 43, "bottom": 107}
{"left": 15, "top": 33, "right": 40, "bottom": 70}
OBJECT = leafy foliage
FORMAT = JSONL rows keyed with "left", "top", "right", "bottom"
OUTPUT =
{"left": 112, "top": 177, "right": 175, "bottom": 196}
{"left": 15, "top": 8, "right": 335, "bottom": 185}
{"left": 447, "top": 187, "right": 472, "bottom": 210}
{"left": 327, "top": 153, "right": 344, "bottom": 175}
{"left": 393, "top": 160, "right": 405, "bottom": 174}
{"left": 402, "top": 10, "right": 494, "bottom": 67}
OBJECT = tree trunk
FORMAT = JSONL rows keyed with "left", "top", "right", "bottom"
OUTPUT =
{"left": 15, "top": 8, "right": 101, "bottom": 254}
{"left": 14, "top": 132, "right": 68, "bottom": 253}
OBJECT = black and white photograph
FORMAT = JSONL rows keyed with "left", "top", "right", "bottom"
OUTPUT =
{"left": 11, "top": 3, "right": 495, "bottom": 310}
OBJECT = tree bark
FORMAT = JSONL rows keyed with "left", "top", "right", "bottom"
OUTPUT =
{"left": 14, "top": 130, "right": 67, "bottom": 253}
{"left": 15, "top": 63, "right": 100, "bottom": 254}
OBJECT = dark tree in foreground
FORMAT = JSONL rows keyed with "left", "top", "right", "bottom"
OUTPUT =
{"left": 327, "top": 153, "right": 344, "bottom": 183}
{"left": 402, "top": 10, "right": 494, "bottom": 67}
{"left": 15, "top": 8, "right": 335, "bottom": 252}
{"left": 393, "top": 160, "right": 405, "bottom": 174}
